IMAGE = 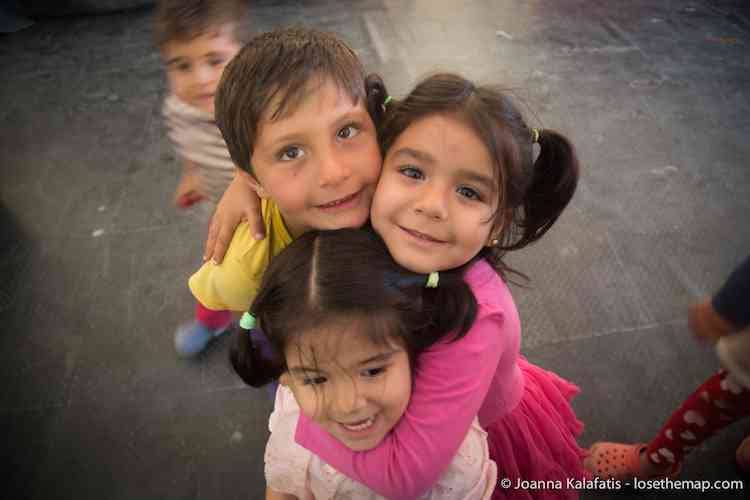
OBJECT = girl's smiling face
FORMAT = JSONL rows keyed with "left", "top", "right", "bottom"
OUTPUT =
{"left": 371, "top": 113, "right": 500, "bottom": 273}
{"left": 281, "top": 320, "right": 411, "bottom": 452}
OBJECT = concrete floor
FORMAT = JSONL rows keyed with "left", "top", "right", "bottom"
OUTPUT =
{"left": 2, "top": 1, "right": 749, "bottom": 498}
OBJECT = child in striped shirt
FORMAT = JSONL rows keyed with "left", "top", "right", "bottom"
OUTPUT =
{"left": 154, "top": 0, "right": 250, "bottom": 207}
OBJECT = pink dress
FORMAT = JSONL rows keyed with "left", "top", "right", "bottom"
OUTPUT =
{"left": 295, "top": 259, "right": 587, "bottom": 499}
{"left": 265, "top": 386, "right": 498, "bottom": 499}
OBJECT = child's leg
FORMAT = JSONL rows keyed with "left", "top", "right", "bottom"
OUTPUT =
{"left": 646, "top": 370, "right": 750, "bottom": 467}
{"left": 195, "top": 302, "right": 232, "bottom": 331}
{"left": 587, "top": 370, "right": 750, "bottom": 479}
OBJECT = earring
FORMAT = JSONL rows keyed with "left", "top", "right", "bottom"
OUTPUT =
{"left": 489, "top": 238, "right": 499, "bottom": 247}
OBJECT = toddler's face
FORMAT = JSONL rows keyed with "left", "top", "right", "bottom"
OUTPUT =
{"left": 371, "top": 114, "right": 500, "bottom": 273}
{"left": 247, "top": 78, "right": 381, "bottom": 237}
{"left": 282, "top": 323, "right": 411, "bottom": 452}
{"left": 162, "top": 25, "right": 241, "bottom": 114}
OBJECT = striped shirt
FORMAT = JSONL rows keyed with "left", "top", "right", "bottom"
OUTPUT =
{"left": 162, "top": 94, "right": 235, "bottom": 202}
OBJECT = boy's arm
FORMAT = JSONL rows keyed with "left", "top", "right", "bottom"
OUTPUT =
{"left": 205, "top": 168, "right": 264, "bottom": 264}
{"left": 295, "top": 308, "right": 505, "bottom": 500}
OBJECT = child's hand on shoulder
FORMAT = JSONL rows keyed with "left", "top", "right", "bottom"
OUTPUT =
{"left": 205, "top": 171, "right": 265, "bottom": 264}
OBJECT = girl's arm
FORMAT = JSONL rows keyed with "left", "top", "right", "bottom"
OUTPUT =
{"left": 295, "top": 307, "right": 506, "bottom": 500}
{"left": 204, "top": 169, "right": 265, "bottom": 263}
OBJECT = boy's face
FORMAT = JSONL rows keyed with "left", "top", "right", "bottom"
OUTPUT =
{"left": 162, "top": 25, "right": 240, "bottom": 114}
{"left": 246, "top": 78, "right": 381, "bottom": 237}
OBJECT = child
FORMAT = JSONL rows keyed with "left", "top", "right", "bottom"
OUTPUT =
{"left": 586, "top": 255, "right": 750, "bottom": 480}
{"left": 174, "top": 27, "right": 387, "bottom": 357}
{"left": 234, "top": 229, "right": 498, "bottom": 499}
{"left": 218, "top": 73, "right": 588, "bottom": 499}
{"left": 154, "top": 0, "right": 249, "bottom": 208}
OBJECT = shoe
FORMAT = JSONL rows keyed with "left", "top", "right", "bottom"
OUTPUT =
{"left": 585, "top": 442, "right": 681, "bottom": 481}
{"left": 737, "top": 436, "right": 750, "bottom": 473}
{"left": 175, "top": 321, "right": 229, "bottom": 358}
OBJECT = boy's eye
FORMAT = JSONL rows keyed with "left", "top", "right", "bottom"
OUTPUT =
{"left": 176, "top": 62, "right": 191, "bottom": 72}
{"left": 337, "top": 124, "right": 360, "bottom": 140}
{"left": 209, "top": 56, "right": 225, "bottom": 67}
{"left": 361, "top": 366, "right": 386, "bottom": 378}
{"left": 457, "top": 186, "right": 482, "bottom": 201}
{"left": 279, "top": 146, "right": 304, "bottom": 161}
{"left": 399, "top": 166, "right": 424, "bottom": 180}
{"left": 302, "top": 375, "right": 327, "bottom": 386}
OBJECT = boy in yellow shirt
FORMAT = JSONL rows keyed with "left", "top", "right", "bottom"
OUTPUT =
{"left": 176, "top": 27, "right": 389, "bottom": 356}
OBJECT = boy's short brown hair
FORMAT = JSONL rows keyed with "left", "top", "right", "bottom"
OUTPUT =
{"left": 153, "top": 0, "right": 251, "bottom": 48}
{"left": 214, "top": 27, "right": 368, "bottom": 175}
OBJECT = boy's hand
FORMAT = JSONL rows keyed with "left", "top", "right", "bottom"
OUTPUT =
{"left": 174, "top": 162, "right": 207, "bottom": 208}
{"left": 689, "top": 299, "right": 735, "bottom": 344}
{"left": 204, "top": 172, "right": 265, "bottom": 263}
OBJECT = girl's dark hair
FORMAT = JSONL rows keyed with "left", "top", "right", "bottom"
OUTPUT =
{"left": 380, "top": 73, "right": 579, "bottom": 280}
{"left": 230, "top": 229, "right": 477, "bottom": 387}
{"left": 365, "top": 73, "right": 389, "bottom": 128}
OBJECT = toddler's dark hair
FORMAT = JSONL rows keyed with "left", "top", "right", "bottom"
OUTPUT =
{"left": 215, "top": 27, "right": 389, "bottom": 176}
{"left": 230, "top": 229, "right": 477, "bottom": 387}
{"left": 380, "top": 73, "right": 580, "bottom": 280}
{"left": 153, "top": 0, "right": 252, "bottom": 48}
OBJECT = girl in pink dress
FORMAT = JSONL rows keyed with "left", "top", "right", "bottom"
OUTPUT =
{"left": 228, "top": 72, "right": 588, "bottom": 499}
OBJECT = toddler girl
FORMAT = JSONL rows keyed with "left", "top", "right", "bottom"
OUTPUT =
{"left": 233, "top": 229, "right": 498, "bottom": 499}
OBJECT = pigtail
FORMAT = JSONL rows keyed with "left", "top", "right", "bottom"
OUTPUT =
{"left": 364, "top": 73, "right": 389, "bottom": 128}
{"left": 229, "top": 323, "right": 283, "bottom": 388}
{"left": 420, "top": 268, "right": 477, "bottom": 344}
{"left": 505, "top": 128, "right": 579, "bottom": 250}
{"left": 390, "top": 266, "right": 478, "bottom": 352}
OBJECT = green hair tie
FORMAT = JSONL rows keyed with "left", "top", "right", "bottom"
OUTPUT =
{"left": 383, "top": 95, "right": 393, "bottom": 107}
{"left": 425, "top": 272, "right": 440, "bottom": 288}
{"left": 240, "top": 312, "right": 257, "bottom": 330}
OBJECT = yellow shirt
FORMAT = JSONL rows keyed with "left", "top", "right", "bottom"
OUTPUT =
{"left": 189, "top": 199, "right": 293, "bottom": 312}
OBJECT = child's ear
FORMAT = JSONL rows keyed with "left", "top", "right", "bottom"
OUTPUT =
{"left": 239, "top": 168, "right": 269, "bottom": 199}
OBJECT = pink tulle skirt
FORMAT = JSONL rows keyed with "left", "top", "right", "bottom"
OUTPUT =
{"left": 488, "top": 357, "right": 588, "bottom": 500}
